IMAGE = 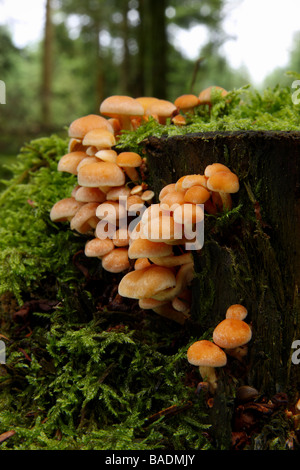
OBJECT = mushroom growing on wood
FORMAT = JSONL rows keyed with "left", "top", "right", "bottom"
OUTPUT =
{"left": 118, "top": 265, "right": 177, "bottom": 300}
{"left": 213, "top": 318, "right": 252, "bottom": 362}
{"left": 187, "top": 340, "right": 227, "bottom": 393}
{"left": 206, "top": 170, "right": 239, "bottom": 211}
{"left": 68, "top": 114, "right": 114, "bottom": 139}
{"left": 100, "top": 95, "right": 144, "bottom": 131}
{"left": 174, "top": 94, "right": 200, "bottom": 115}
{"left": 198, "top": 86, "right": 228, "bottom": 110}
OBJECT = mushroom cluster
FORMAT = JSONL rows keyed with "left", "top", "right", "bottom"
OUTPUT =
{"left": 50, "top": 92, "right": 238, "bottom": 315}
{"left": 117, "top": 164, "right": 239, "bottom": 322}
{"left": 50, "top": 108, "right": 154, "bottom": 274}
{"left": 187, "top": 304, "right": 251, "bottom": 393}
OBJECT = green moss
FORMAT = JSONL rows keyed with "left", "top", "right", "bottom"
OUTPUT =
{"left": 117, "top": 84, "right": 300, "bottom": 151}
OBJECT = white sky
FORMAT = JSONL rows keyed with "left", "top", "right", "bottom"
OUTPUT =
{"left": 0, "top": 0, "right": 299, "bottom": 86}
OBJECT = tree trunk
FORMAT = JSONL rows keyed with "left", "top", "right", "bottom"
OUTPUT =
{"left": 41, "top": 0, "right": 53, "bottom": 128}
{"left": 140, "top": 0, "right": 167, "bottom": 98}
{"left": 143, "top": 130, "right": 300, "bottom": 449}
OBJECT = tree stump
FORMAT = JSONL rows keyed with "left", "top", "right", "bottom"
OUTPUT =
{"left": 143, "top": 130, "right": 300, "bottom": 449}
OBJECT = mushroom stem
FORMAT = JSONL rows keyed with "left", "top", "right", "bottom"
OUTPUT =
{"left": 199, "top": 366, "right": 218, "bottom": 393}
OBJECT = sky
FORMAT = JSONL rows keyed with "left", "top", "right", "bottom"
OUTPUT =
{"left": 0, "top": 0, "right": 299, "bottom": 86}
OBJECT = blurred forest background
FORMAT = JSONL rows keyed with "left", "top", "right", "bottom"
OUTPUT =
{"left": 0, "top": 0, "right": 299, "bottom": 175}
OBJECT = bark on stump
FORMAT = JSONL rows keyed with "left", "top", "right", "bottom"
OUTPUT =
{"left": 143, "top": 130, "right": 300, "bottom": 449}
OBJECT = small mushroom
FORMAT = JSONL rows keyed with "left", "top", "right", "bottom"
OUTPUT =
{"left": 74, "top": 186, "right": 106, "bottom": 203}
{"left": 206, "top": 171, "right": 239, "bottom": 211}
{"left": 101, "top": 247, "right": 130, "bottom": 273}
{"left": 50, "top": 197, "right": 84, "bottom": 223}
{"left": 187, "top": 340, "right": 227, "bottom": 393}
{"left": 226, "top": 304, "right": 248, "bottom": 321}
{"left": 174, "top": 94, "right": 200, "bottom": 115}
{"left": 198, "top": 86, "right": 228, "bottom": 110}
{"left": 213, "top": 318, "right": 252, "bottom": 361}
{"left": 100, "top": 95, "right": 144, "bottom": 131}
{"left": 82, "top": 128, "right": 116, "bottom": 149}
{"left": 128, "top": 238, "right": 173, "bottom": 259}
{"left": 57, "top": 151, "right": 87, "bottom": 175}
{"left": 180, "top": 174, "right": 208, "bottom": 190}
{"left": 116, "top": 151, "right": 142, "bottom": 182}
{"left": 145, "top": 99, "right": 177, "bottom": 125}
{"left": 183, "top": 186, "right": 211, "bottom": 205}
{"left": 95, "top": 149, "right": 118, "bottom": 163}
{"left": 84, "top": 237, "right": 115, "bottom": 258}
{"left": 68, "top": 114, "right": 114, "bottom": 139}
{"left": 118, "top": 265, "right": 177, "bottom": 300}
{"left": 70, "top": 202, "right": 99, "bottom": 234}
{"left": 77, "top": 161, "right": 126, "bottom": 188}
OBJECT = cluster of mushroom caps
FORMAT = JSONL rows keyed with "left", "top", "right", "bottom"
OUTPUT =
{"left": 49, "top": 110, "right": 156, "bottom": 274}
{"left": 187, "top": 304, "right": 252, "bottom": 394}
{"left": 49, "top": 91, "right": 237, "bottom": 321}
{"left": 118, "top": 163, "right": 240, "bottom": 323}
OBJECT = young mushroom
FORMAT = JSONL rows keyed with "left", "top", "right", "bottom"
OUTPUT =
{"left": 213, "top": 318, "right": 252, "bottom": 362}
{"left": 206, "top": 170, "right": 239, "bottom": 211}
{"left": 100, "top": 95, "right": 145, "bottom": 131}
{"left": 174, "top": 94, "right": 200, "bottom": 115}
{"left": 68, "top": 114, "right": 114, "bottom": 139}
{"left": 187, "top": 340, "right": 227, "bottom": 393}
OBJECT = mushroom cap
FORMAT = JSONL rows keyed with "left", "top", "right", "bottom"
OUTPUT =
{"left": 213, "top": 318, "right": 252, "bottom": 349}
{"left": 113, "top": 228, "right": 130, "bottom": 247}
{"left": 145, "top": 99, "right": 177, "bottom": 118}
{"left": 118, "top": 265, "right": 177, "bottom": 299}
{"left": 207, "top": 171, "right": 239, "bottom": 194}
{"left": 181, "top": 174, "right": 208, "bottom": 189}
{"left": 77, "top": 161, "right": 126, "bottom": 187}
{"left": 198, "top": 86, "right": 228, "bottom": 105}
{"left": 149, "top": 252, "right": 193, "bottom": 267}
{"left": 173, "top": 203, "right": 204, "bottom": 225}
{"left": 151, "top": 262, "right": 194, "bottom": 301}
{"left": 174, "top": 94, "right": 200, "bottom": 110}
{"left": 184, "top": 186, "right": 211, "bottom": 204}
{"left": 128, "top": 238, "right": 173, "bottom": 259}
{"left": 160, "top": 190, "right": 186, "bottom": 209}
{"left": 68, "top": 114, "right": 113, "bottom": 139}
{"left": 74, "top": 186, "right": 106, "bottom": 203}
{"left": 136, "top": 96, "right": 160, "bottom": 112}
{"left": 84, "top": 237, "right": 115, "bottom": 257}
{"left": 204, "top": 163, "right": 232, "bottom": 178}
{"left": 100, "top": 95, "right": 144, "bottom": 118}
{"left": 106, "top": 185, "right": 131, "bottom": 201}
{"left": 226, "top": 304, "right": 248, "bottom": 320}
{"left": 159, "top": 183, "right": 177, "bottom": 201}
{"left": 50, "top": 197, "right": 84, "bottom": 222}
{"left": 142, "top": 213, "right": 183, "bottom": 243}
{"left": 116, "top": 151, "right": 142, "bottom": 168}
{"left": 172, "top": 114, "right": 187, "bottom": 126}
{"left": 96, "top": 200, "right": 127, "bottom": 224}
{"left": 70, "top": 202, "right": 99, "bottom": 234}
{"left": 57, "top": 151, "right": 87, "bottom": 174}
{"left": 187, "top": 340, "right": 227, "bottom": 367}
{"left": 141, "top": 190, "right": 155, "bottom": 202}
{"left": 95, "top": 149, "right": 118, "bottom": 163}
{"left": 101, "top": 247, "right": 130, "bottom": 273}
{"left": 82, "top": 128, "right": 116, "bottom": 148}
